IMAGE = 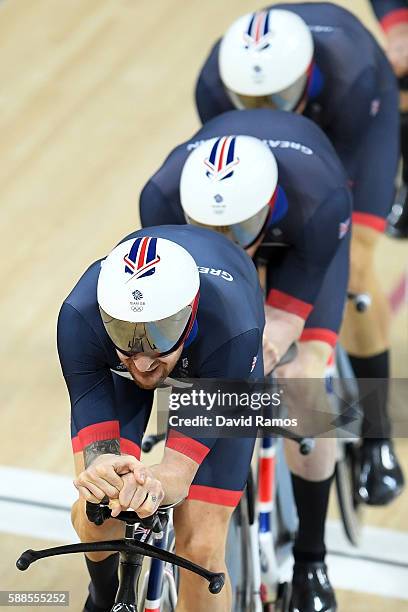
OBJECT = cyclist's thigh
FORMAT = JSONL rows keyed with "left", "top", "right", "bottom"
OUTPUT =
{"left": 301, "top": 229, "right": 351, "bottom": 348}
{"left": 186, "top": 357, "right": 263, "bottom": 508}
{"left": 344, "top": 85, "right": 400, "bottom": 232}
{"left": 187, "top": 436, "right": 256, "bottom": 508}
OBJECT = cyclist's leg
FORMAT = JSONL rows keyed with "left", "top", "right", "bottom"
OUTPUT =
{"left": 340, "top": 82, "right": 399, "bottom": 438}
{"left": 342, "top": 224, "right": 391, "bottom": 356}
{"left": 173, "top": 435, "right": 256, "bottom": 612}
{"left": 273, "top": 230, "right": 349, "bottom": 609}
{"left": 71, "top": 374, "right": 150, "bottom": 610}
{"left": 263, "top": 230, "right": 346, "bottom": 609}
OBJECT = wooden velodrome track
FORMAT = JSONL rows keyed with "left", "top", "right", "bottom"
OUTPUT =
{"left": 0, "top": 0, "right": 407, "bottom": 610}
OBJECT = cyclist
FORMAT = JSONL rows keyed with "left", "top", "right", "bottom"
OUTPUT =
{"left": 370, "top": 0, "right": 408, "bottom": 237}
{"left": 140, "top": 109, "right": 352, "bottom": 611}
{"left": 195, "top": 2, "right": 404, "bottom": 508}
{"left": 57, "top": 225, "right": 265, "bottom": 612}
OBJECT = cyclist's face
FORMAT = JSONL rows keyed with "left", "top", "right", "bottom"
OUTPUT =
{"left": 245, "top": 230, "right": 267, "bottom": 258}
{"left": 116, "top": 346, "right": 183, "bottom": 390}
{"left": 236, "top": 94, "right": 308, "bottom": 115}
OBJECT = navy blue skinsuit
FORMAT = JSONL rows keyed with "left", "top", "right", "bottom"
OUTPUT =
{"left": 195, "top": 2, "right": 399, "bottom": 232}
{"left": 58, "top": 225, "right": 265, "bottom": 507}
{"left": 140, "top": 110, "right": 352, "bottom": 347}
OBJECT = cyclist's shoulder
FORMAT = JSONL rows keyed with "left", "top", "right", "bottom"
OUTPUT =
{"left": 57, "top": 261, "right": 115, "bottom": 366}
{"left": 198, "top": 38, "right": 222, "bottom": 80}
{"left": 154, "top": 140, "right": 191, "bottom": 178}
{"left": 61, "top": 260, "right": 101, "bottom": 321}
{"left": 193, "top": 109, "right": 337, "bottom": 156}
{"left": 261, "top": 110, "right": 340, "bottom": 156}
{"left": 271, "top": 2, "right": 370, "bottom": 33}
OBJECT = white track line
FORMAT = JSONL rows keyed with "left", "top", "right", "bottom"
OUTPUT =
{"left": 0, "top": 499, "right": 77, "bottom": 543}
{"left": 0, "top": 466, "right": 76, "bottom": 542}
{"left": 0, "top": 466, "right": 76, "bottom": 508}
{"left": 326, "top": 519, "right": 408, "bottom": 566}
{"left": 1, "top": 466, "right": 407, "bottom": 599}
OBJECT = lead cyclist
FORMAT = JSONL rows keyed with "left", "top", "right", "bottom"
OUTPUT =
{"left": 57, "top": 225, "right": 265, "bottom": 612}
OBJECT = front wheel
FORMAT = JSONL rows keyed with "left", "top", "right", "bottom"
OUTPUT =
{"left": 226, "top": 499, "right": 252, "bottom": 611}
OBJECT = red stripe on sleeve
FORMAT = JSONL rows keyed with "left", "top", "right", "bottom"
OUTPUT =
{"left": 188, "top": 484, "right": 243, "bottom": 507}
{"left": 71, "top": 436, "right": 81, "bottom": 453}
{"left": 352, "top": 212, "right": 386, "bottom": 233}
{"left": 381, "top": 8, "right": 408, "bottom": 32}
{"left": 166, "top": 430, "right": 210, "bottom": 464}
{"left": 76, "top": 420, "right": 120, "bottom": 450}
{"left": 266, "top": 289, "right": 313, "bottom": 319}
{"left": 300, "top": 328, "right": 338, "bottom": 347}
{"left": 120, "top": 438, "right": 141, "bottom": 459}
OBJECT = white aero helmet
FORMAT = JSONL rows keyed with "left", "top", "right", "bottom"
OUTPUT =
{"left": 180, "top": 135, "right": 278, "bottom": 248}
{"left": 219, "top": 9, "right": 314, "bottom": 111}
{"left": 97, "top": 236, "right": 200, "bottom": 356}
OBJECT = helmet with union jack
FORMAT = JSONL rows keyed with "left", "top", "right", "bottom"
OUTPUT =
{"left": 180, "top": 135, "right": 282, "bottom": 248}
{"left": 219, "top": 9, "right": 314, "bottom": 111}
{"left": 97, "top": 236, "right": 200, "bottom": 356}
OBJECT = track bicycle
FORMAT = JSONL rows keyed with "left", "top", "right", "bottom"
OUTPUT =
{"left": 228, "top": 291, "right": 370, "bottom": 611}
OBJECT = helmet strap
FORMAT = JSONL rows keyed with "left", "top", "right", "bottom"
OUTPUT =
{"left": 184, "top": 318, "right": 199, "bottom": 348}
{"left": 294, "top": 60, "right": 323, "bottom": 111}
{"left": 178, "top": 290, "right": 200, "bottom": 350}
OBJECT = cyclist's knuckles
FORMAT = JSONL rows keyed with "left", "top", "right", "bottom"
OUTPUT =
{"left": 94, "top": 463, "right": 107, "bottom": 475}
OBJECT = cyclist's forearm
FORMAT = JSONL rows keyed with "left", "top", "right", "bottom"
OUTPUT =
{"left": 264, "top": 305, "right": 304, "bottom": 358}
{"left": 150, "top": 448, "right": 198, "bottom": 504}
{"left": 83, "top": 438, "right": 121, "bottom": 468}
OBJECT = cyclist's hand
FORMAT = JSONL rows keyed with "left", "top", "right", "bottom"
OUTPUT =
{"left": 263, "top": 306, "right": 281, "bottom": 374}
{"left": 263, "top": 305, "right": 304, "bottom": 375}
{"left": 386, "top": 23, "right": 408, "bottom": 77}
{"left": 118, "top": 468, "right": 164, "bottom": 518}
{"left": 74, "top": 453, "right": 146, "bottom": 507}
{"left": 263, "top": 331, "right": 280, "bottom": 375}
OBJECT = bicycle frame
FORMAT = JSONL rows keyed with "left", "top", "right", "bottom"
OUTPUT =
{"left": 258, "top": 437, "right": 280, "bottom": 605}
{"left": 142, "top": 510, "right": 177, "bottom": 612}
{"left": 244, "top": 435, "right": 298, "bottom": 610}
{"left": 235, "top": 353, "right": 315, "bottom": 609}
